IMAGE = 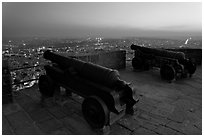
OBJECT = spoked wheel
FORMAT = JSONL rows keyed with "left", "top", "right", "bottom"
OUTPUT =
{"left": 160, "top": 65, "right": 176, "bottom": 82}
{"left": 82, "top": 96, "right": 110, "bottom": 129}
{"left": 38, "top": 75, "right": 55, "bottom": 97}
{"left": 174, "top": 64, "right": 184, "bottom": 79}
{"left": 175, "top": 64, "right": 184, "bottom": 73}
{"left": 132, "top": 57, "right": 144, "bottom": 70}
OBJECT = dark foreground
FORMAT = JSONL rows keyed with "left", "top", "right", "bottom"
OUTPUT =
{"left": 2, "top": 64, "right": 202, "bottom": 135}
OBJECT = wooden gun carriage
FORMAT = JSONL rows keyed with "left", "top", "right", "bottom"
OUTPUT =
{"left": 131, "top": 44, "right": 196, "bottom": 82}
{"left": 38, "top": 50, "right": 138, "bottom": 131}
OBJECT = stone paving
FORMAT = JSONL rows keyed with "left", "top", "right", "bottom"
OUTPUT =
{"left": 2, "top": 65, "right": 202, "bottom": 135}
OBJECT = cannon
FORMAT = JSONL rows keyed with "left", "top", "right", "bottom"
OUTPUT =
{"left": 131, "top": 44, "right": 196, "bottom": 82}
{"left": 39, "top": 50, "right": 138, "bottom": 131}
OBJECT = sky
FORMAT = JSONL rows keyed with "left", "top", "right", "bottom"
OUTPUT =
{"left": 2, "top": 2, "right": 202, "bottom": 39}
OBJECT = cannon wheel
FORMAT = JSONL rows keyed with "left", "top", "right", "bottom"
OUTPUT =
{"left": 132, "top": 57, "right": 144, "bottom": 70}
{"left": 82, "top": 96, "right": 110, "bottom": 129}
{"left": 160, "top": 65, "right": 175, "bottom": 81}
{"left": 175, "top": 64, "right": 184, "bottom": 73}
{"left": 39, "top": 75, "right": 55, "bottom": 97}
{"left": 174, "top": 64, "right": 184, "bottom": 79}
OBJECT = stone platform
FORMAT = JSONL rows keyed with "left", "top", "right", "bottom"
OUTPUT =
{"left": 2, "top": 63, "right": 202, "bottom": 135}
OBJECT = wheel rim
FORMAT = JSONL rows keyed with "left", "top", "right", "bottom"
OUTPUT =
{"left": 160, "top": 65, "right": 175, "bottom": 81}
{"left": 82, "top": 96, "right": 109, "bottom": 129}
{"left": 132, "top": 57, "right": 143, "bottom": 70}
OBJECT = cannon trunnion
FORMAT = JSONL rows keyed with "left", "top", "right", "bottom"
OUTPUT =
{"left": 39, "top": 50, "right": 138, "bottom": 131}
{"left": 131, "top": 44, "right": 196, "bottom": 82}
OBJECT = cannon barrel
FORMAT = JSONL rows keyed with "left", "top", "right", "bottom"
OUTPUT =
{"left": 43, "top": 50, "right": 124, "bottom": 88}
{"left": 131, "top": 44, "right": 185, "bottom": 61}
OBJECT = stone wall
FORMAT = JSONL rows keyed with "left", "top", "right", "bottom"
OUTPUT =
{"left": 59, "top": 48, "right": 202, "bottom": 70}
{"left": 66, "top": 50, "right": 126, "bottom": 70}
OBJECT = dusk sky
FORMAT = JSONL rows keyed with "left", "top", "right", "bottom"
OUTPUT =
{"left": 2, "top": 2, "right": 202, "bottom": 39}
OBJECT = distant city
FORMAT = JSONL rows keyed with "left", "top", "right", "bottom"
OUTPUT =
{"left": 2, "top": 36, "right": 202, "bottom": 91}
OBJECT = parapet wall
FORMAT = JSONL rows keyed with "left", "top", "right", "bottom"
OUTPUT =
{"left": 61, "top": 48, "right": 201, "bottom": 70}
{"left": 70, "top": 50, "right": 126, "bottom": 70}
